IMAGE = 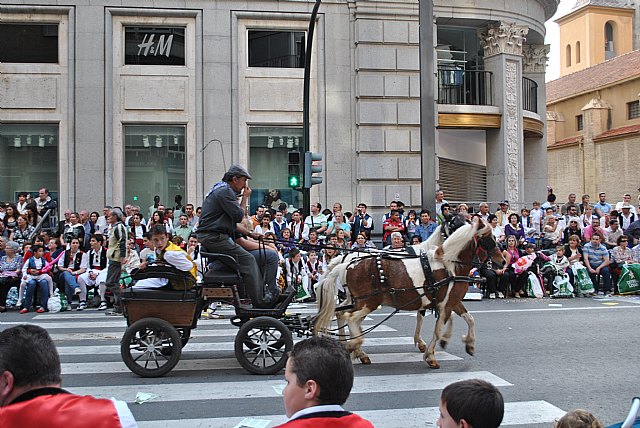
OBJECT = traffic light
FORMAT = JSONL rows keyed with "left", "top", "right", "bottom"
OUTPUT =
{"left": 303, "top": 151, "right": 323, "bottom": 189}
{"left": 288, "top": 151, "right": 302, "bottom": 189}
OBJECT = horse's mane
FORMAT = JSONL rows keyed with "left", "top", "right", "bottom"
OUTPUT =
{"left": 440, "top": 223, "right": 476, "bottom": 272}
{"left": 418, "top": 225, "right": 444, "bottom": 251}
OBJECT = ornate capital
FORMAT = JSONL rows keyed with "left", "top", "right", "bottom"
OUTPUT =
{"left": 478, "top": 22, "right": 529, "bottom": 57}
{"left": 522, "top": 44, "right": 550, "bottom": 73}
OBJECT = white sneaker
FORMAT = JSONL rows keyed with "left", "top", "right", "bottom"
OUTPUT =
{"left": 98, "top": 301, "right": 108, "bottom": 311}
{"left": 16, "top": 299, "right": 22, "bottom": 307}
{"left": 498, "top": 292, "right": 505, "bottom": 299}
{"left": 77, "top": 301, "right": 87, "bottom": 311}
{"left": 489, "top": 293, "right": 496, "bottom": 299}
{"left": 74, "top": 287, "right": 81, "bottom": 295}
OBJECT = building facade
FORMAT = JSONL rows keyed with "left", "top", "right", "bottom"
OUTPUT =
{"left": 1, "top": 0, "right": 557, "bottom": 217}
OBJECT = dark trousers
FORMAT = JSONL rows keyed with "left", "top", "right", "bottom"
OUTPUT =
{"left": 106, "top": 260, "right": 123, "bottom": 311}
{"left": 589, "top": 265, "right": 612, "bottom": 293}
{"left": 479, "top": 267, "right": 508, "bottom": 295}
{"left": 0, "top": 277, "right": 19, "bottom": 306}
{"left": 200, "top": 234, "right": 269, "bottom": 307}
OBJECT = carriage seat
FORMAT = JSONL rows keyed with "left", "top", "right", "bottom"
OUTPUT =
{"left": 122, "top": 287, "right": 199, "bottom": 301}
{"left": 200, "top": 252, "right": 241, "bottom": 286}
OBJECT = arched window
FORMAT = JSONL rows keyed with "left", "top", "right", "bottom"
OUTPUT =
{"left": 566, "top": 44, "right": 572, "bottom": 67}
{"left": 605, "top": 22, "right": 616, "bottom": 59}
{"left": 576, "top": 41, "right": 581, "bottom": 63}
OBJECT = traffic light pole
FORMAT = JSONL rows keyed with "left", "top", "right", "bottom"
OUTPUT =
{"left": 302, "top": 0, "right": 322, "bottom": 215}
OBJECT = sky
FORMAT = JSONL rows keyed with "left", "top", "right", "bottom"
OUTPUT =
{"left": 544, "top": 0, "right": 574, "bottom": 81}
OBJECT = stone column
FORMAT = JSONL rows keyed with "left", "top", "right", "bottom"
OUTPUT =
{"left": 478, "top": 22, "right": 528, "bottom": 209}
{"left": 581, "top": 98, "right": 611, "bottom": 196}
{"left": 522, "top": 44, "right": 550, "bottom": 204}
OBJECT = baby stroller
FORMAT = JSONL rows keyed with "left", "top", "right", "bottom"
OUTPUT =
{"left": 607, "top": 397, "right": 640, "bottom": 428}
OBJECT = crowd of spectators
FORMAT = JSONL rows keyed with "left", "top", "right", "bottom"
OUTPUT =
{"left": 2, "top": 188, "right": 640, "bottom": 313}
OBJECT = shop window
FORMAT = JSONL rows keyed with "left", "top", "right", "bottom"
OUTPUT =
{"left": 628, "top": 101, "right": 640, "bottom": 120}
{"left": 124, "top": 125, "right": 185, "bottom": 213}
{"left": 248, "top": 30, "right": 305, "bottom": 68}
{"left": 124, "top": 27, "right": 186, "bottom": 66}
{"left": 0, "top": 124, "right": 59, "bottom": 201}
{"left": 248, "top": 126, "right": 304, "bottom": 211}
{"left": 0, "top": 23, "right": 59, "bottom": 63}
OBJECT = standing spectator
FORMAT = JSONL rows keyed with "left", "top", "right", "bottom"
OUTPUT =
{"left": 478, "top": 202, "right": 490, "bottom": 222}
{"left": 382, "top": 210, "right": 404, "bottom": 244}
{"left": 304, "top": 202, "right": 328, "bottom": 235}
{"left": 350, "top": 203, "right": 373, "bottom": 243}
{"left": 541, "top": 192, "right": 557, "bottom": 211}
{"left": 618, "top": 203, "right": 636, "bottom": 230}
{"left": 404, "top": 209, "right": 419, "bottom": 239}
{"left": 435, "top": 191, "right": 448, "bottom": 216}
{"left": 96, "top": 206, "right": 111, "bottom": 234}
{"left": 173, "top": 214, "right": 192, "bottom": 242}
{"left": 381, "top": 201, "right": 405, "bottom": 224}
{"left": 414, "top": 209, "right": 437, "bottom": 242}
{"left": 156, "top": 204, "right": 174, "bottom": 234}
{"left": 593, "top": 192, "right": 612, "bottom": 220}
{"left": 148, "top": 195, "right": 161, "bottom": 220}
{"left": 327, "top": 202, "right": 343, "bottom": 222}
{"left": 271, "top": 211, "right": 288, "bottom": 240}
{"left": 123, "top": 204, "right": 133, "bottom": 225}
{"left": 615, "top": 193, "right": 637, "bottom": 215}
{"left": 15, "top": 192, "right": 29, "bottom": 215}
{"left": 530, "top": 201, "right": 544, "bottom": 234}
{"left": 184, "top": 203, "right": 199, "bottom": 227}
{"left": 326, "top": 212, "right": 351, "bottom": 240}
{"left": 131, "top": 213, "right": 147, "bottom": 248}
{"left": 495, "top": 201, "right": 514, "bottom": 227}
{"left": 79, "top": 210, "right": 92, "bottom": 250}
{"left": 88, "top": 211, "right": 101, "bottom": 236}
{"left": 249, "top": 205, "right": 265, "bottom": 231}
{"left": 3, "top": 203, "right": 18, "bottom": 237}
{"left": 582, "top": 233, "right": 612, "bottom": 295}
{"left": 560, "top": 193, "right": 579, "bottom": 215}
{"left": 35, "top": 188, "right": 57, "bottom": 229}
{"left": 105, "top": 208, "right": 127, "bottom": 316}
{"left": 542, "top": 214, "right": 562, "bottom": 249}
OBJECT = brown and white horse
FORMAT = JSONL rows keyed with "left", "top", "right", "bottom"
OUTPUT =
{"left": 313, "top": 219, "right": 504, "bottom": 368}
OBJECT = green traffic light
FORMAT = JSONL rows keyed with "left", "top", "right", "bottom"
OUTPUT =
{"left": 288, "top": 176, "right": 300, "bottom": 188}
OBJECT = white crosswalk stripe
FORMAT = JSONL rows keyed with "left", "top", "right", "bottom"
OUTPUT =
{"left": 14, "top": 308, "right": 566, "bottom": 427}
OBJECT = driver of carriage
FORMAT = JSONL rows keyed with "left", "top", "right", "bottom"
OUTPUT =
{"left": 197, "top": 164, "right": 278, "bottom": 309}
{"left": 133, "top": 225, "right": 197, "bottom": 289}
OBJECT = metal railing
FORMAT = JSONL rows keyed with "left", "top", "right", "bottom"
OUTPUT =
{"left": 437, "top": 68, "right": 493, "bottom": 106}
{"left": 522, "top": 77, "right": 538, "bottom": 113}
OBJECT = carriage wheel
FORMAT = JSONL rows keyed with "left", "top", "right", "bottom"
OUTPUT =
{"left": 121, "top": 318, "right": 182, "bottom": 378}
{"left": 234, "top": 317, "right": 293, "bottom": 375}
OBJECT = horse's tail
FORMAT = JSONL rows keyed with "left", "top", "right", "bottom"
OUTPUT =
{"left": 313, "top": 260, "right": 350, "bottom": 335}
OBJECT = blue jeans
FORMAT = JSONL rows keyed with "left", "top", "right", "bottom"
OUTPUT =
{"left": 61, "top": 271, "right": 79, "bottom": 303}
{"left": 24, "top": 278, "right": 49, "bottom": 310}
{"left": 589, "top": 265, "right": 612, "bottom": 293}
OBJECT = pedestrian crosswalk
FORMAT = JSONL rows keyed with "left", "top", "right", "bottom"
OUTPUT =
{"left": 10, "top": 305, "right": 566, "bottom": 427}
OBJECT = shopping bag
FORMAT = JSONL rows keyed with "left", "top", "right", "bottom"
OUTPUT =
{"left": 617, "top": 264, "right": 640, "bottom": 294}
{"left": 571, "top": 262, "right": 594, "bottom": 294}
{"left": 526, "top": 272, "right": 544, "bottom": 298}
{"left": 552, "top": 273, "right": 574, "bottom": 298}
{"left": 6, "top": 287, "right": 19, "bottom": 307}
{"left": 47, "top": 294, "right": 62, "bottom": 313}
{"left": 60, "top": 293, "right": 70, "bottom": 311}
{"left": 295, "top": 275, "right": 311, "bottom": 301}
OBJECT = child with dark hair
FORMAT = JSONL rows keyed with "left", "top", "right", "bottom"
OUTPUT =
{"left": 437, "top": 379, "right": 504, "bottom": 428}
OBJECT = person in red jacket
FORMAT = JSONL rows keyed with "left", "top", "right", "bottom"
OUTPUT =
{"left": 276, "top": 336, "right": 373, "bottom": 428}
{"left": 0, "top": 324, "right": 137, "bottom": 427}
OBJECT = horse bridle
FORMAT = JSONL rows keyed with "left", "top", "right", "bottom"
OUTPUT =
{"left": 474, "top": 233, "right": 498, "bottom": 263}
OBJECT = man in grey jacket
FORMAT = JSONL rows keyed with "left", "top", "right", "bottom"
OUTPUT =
{"left": 198, "top": 165, "right": 276, "bottom": 308}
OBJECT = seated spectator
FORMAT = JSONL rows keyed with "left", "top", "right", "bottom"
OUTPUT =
{"left": 410, "top": 235, "right": 422, "bottom": 245}
{"left": 3, "top": 203, "right": 18, "bottom": 237}
{"left": 610, "top": 235, "right": 634, "bottom": 290}
{"left": 415, "top": 209, "right": 437, "bottom": 242}
{"left": 488, "top": 214, "right": 505, "bottom": 246}
{"left": 542, "top": 245, "right": 570, "bottom": 294}
{"left": 615, "top": 193, "right": 637, "bottom": 215}
{"left": 277, "top": 228, "right": 296, "bottom": 256}
{"left": 503, "top": 236, "right": 522, "bottom": 297}
{"left": 542, "top": 215, "right": 562, "bottom": 249}
{"left": 334, "top": 229, "right": 349, "bottom": 251}
{"left": 284, "top": 249, "right": 311, "bottom": 300}
{"left": 562, "top": 217, "right": 582, "bottom": 244}
{"left": 560, "top": 193, "right": 579, "bottom": 216}
{"left": 133, "top": 225, "right": 196, "bottom": 289}
{"left": 0, "top": 325, "right": 137, "bottom": 427}
{"left": 437, "top": 379, "right": 504, "bottom": 428}
{"left": 184, "top": 203, "right": 199, "bottom": 227}
{"left": 504, "top": 213, "right": 525, "bottom": 247}
{"left": 435, "top": 191, "right": 447, "bottom": 216}
{"left": 564, "top": 234, "right": 584, "bottom": 293}
{"left": 593, "top": 192, "right": 612, "bottom": 220}
{"left": 319, "top": 245, "right": 338, "bottom": 279}
{"left": 582, "top": 217, "right": 605, "bottom": 243}
{"left": 19, "top": 245, "right": 49, "bottom": 313}
{"left": 579, "top": 205, "right": 597, "bottom": 229}
{"left": 582, "top": 233, "right": 612, "bottom": 296}
{"left": 9, "top": 215, "right": 34, "bottom": 248}
{"left": 130, "top": 213, "right": 147, "bottom": 248}
{"left": 271, "top": 211, "right": 288, "bottom": 240}
{"left": 477, "top": 202, "right": 490, "bottom": 222}
{"left": 625, "top": 218, "right": 640, "bottom": 247}
{"left": 604, "top": 218, "right": 623, "bottom": 249}
{"left": 618, "top": 203, "right": 636, "bottom": 231}
{"left": 57, "top": 238, "right": 88, "bottom": 311}
{"left": 351, "top": 232, "right": 376, "bottom": 251}
{"left": 139, "top": 233, "right": 156, "bottom": 268}
{"left": 326, "top": 212, "right": 351, "bottom": 241}
{"left": 383, "top": 232, "right": 405, "bottom": 251}
{"left": 578, "top": 194, "right": 591, "bottom": 214}
{"left": 305, "top": 250, "right": 321, "bottom": 289}
{"left": 303, "top": 228, "right": 323, "bottom": 250}
{"left": 0, "top": 241, "right": 22, "bottom": 312}
{"left": 472, "top": 253, "right": 508, "bottom": 299}
{"left": 383, "top": 210, "right": 405, "bottom": 244}
{"left": 495, "top": 200, "right": 514, "bottom": 227}
{"left": 173, "top": 214, "right": 193, "bottom": 242}
{"left": 404, "top": 209, "right": 419, "bottom": 238}
{"left": 289, "top": 210, "right": 309, "bottom": 243}
{"left": 275, "top": 336, "right": 374, "bottom": 428}
{"left": 249, "top": 205, "right": 266, "bottom": 231}
{"left": 254, "top": 212, "right": 273, "bottom": 235}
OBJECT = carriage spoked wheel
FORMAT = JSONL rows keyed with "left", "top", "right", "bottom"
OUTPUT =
{"left": 234, "top": 316, "right": 293, "bottom": 375}
{"left": 121, "top": 318, "right": 182, "bottom": 378}
{"left": 160, "top": 327, "right": 191, "bottom": 356}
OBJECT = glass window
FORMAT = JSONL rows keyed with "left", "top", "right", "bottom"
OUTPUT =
{"left": 248, "top": 127, "right": 304, "bottom": 212}
{"left": 124, "top": 27, "right": 186, "bottom": 65}
{"left": 0, "top": 23, "right": 59, "bottom": 63}
{"left": 628, "top": 101, "right": 640, "bottom": 120}
{"left": 576, "top": 114, "right": 584, "bottom": 131}
{"left": 436, "top": 27, "right": 483, "bottom": 70}
{"left": 248, "top": 30, "right": 305, "bottom": 68}
{"left": 0, "top": 124, "right": 59, "bottom": 202}
{"left": 124, "top": 125, "right": 185, "bottom": 216}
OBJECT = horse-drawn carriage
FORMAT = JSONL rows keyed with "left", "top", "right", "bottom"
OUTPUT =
{"left": 119, "top": 252, "right": 312, "bottom": 377}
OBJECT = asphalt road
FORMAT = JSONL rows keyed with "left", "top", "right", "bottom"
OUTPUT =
{"left": 1, "top": 294, "right": 639, "bottom": 427}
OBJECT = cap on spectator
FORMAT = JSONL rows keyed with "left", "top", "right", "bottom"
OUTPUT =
{"left": 499, "top": 200, "right": 509, "bottom": 206}
{"left": 621, "top": 202, "right": 632, "bottom": 209}
{"left": 111, "top": 207, "right": 124, "bottom": 220}
{"left": 227, "top": 164, "right": 252, "bottom": 180}
{"left": 5, "top": 241, "right": 20, "bottom": 251}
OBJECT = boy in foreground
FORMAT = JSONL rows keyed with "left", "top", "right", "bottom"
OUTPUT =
{"left": 437, "top": 379, "right": 504, "bottom": 428}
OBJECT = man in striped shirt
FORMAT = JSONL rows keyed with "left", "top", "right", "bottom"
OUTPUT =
{"left": 582, "top": 233, "right": 612, "bottom": 295}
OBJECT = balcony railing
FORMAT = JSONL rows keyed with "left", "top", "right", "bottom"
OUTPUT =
{"left": 437, "top": 68, "right": 493, "bottom": 106}
{"left": 522, "top": 77, "right": 538, "bottom": 113}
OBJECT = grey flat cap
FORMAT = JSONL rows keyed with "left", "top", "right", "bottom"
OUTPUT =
{"left": 227, "top": 164, "right": 252, "bottom": 180}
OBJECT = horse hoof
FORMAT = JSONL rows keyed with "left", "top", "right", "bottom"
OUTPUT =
{"left": 418, "top": 343, "right": 426, "bottom": 353}
{"left": 465, "top": 345, "right": 475, "bottom": 356}
{"left": 439, "top": 340, "right": 448, "bottom": 350}
{"left": 360, "top": 356, "right": 371, "bottom": 365}
{"left": 427, "top": 360, "right": 440, "bottom": 369}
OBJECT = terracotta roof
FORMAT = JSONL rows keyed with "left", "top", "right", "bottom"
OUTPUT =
{"left": 594, "top": 124, "right": 640, "bottom": 140}
{"left": 546, "top": 50, "right": 640, "bottom": 103}
{"left": 549, "top": 135, "right": 583, "bottom": 147}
